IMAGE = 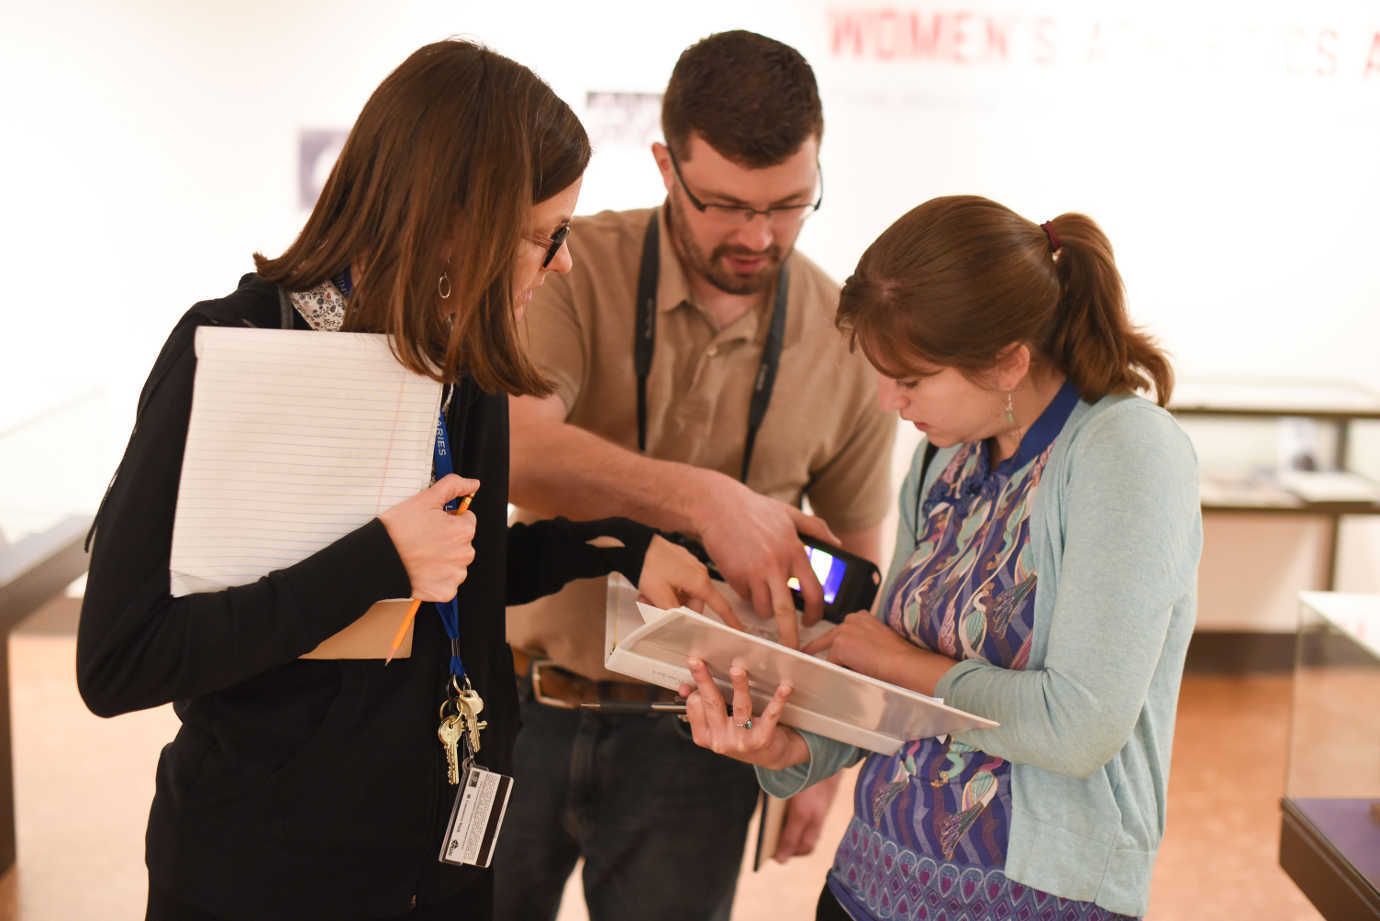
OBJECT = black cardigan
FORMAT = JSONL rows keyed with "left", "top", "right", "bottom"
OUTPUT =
{"left": 77, "top": 274, "right": 651, "bottom": 920}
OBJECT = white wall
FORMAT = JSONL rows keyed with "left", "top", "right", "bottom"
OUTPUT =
{"left": 3, "top": 0, "right": 1378, "bottom": 627}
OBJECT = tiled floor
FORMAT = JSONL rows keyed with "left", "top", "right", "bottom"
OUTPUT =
{"left": 0, "top": 597, "right": 1326, "bottom": 920}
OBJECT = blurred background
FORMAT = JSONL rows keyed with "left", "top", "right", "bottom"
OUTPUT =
{"left": 1, "top": 1, "right": 1377, "bottom": 918}
{"left": 5, "top": 0, "right": 1380, "bottom": 620}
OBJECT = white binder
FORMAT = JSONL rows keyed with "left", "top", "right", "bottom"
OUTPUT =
{"left": 603, "top": 574, "right": 996, "bottom": 755}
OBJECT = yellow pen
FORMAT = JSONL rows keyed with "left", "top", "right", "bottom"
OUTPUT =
{"left": 385, "top": 492, "right": 474, "bottom": 665}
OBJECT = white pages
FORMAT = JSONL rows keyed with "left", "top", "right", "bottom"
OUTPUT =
{"left": 169, "top": 327, "right": 441, "bottom": 598}
{"left": 604, "top": 574, "right": 997, "bottom": 754}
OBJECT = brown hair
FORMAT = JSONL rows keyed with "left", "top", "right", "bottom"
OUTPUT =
{"left": 254, "top": 39, "right": 589, "bottom": 395}
{"left": 836, "top": 195, "right": 1173, "bottom": 406}
{"left": 661, "top": 30, "right": 823, "bottom": 168}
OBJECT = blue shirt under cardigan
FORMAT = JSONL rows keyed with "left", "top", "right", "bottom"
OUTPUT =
{"left": 759, "top": 393, "right": 1202, "bottom": 917}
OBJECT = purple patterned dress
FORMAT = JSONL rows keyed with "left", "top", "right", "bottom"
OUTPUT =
{"left": 827, "top": 382, "right": 1138, "bottom": 921}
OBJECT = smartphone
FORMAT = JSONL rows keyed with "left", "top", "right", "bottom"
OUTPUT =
{"left": 786, "top": 535, "right": 881, "bottom": 623}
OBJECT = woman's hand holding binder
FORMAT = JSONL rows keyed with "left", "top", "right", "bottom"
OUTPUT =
{"left": 678, "top": 658, "right": 810, "bottom": 771}
{"left": 803, "top": 611, "right": 955, "bottom": 698}
{"left": 379, "top": 474, "right": 481, "bottom": 601}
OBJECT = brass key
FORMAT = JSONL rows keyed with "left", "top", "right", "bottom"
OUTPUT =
{"left": 454, "top": 695, "right": 485, "bottom": 756}
{"left": 458, "top": 687, "right": 485, "bottom": 719}
{"left": 450, "top": 676, "right": 485, "bottom": 719}
{"left": 437, "top": 715, "right": 462, "bottom": 785}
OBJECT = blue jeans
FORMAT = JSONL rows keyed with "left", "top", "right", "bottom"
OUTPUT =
{"left": 492, "top": 680, "right": 761, "bottom": 921}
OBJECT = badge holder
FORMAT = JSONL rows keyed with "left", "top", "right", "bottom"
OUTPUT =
{"left": 437, "top": 676, "right": 514, "bottom": 868}
{"left": 438, "top": 730, "right": 514, "bottom": 868}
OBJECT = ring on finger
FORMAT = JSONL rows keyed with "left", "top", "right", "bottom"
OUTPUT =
{"left": 734, "top": 718, "right": 753, "bottom": 729}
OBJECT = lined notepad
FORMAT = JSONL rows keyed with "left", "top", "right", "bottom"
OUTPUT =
{"left": 169, "top": 327, "right": 441, "bottom": 655}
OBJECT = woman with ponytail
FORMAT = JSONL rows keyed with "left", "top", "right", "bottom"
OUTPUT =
{"left": 679, "top": 195, "right": 1202, "bottom": 920}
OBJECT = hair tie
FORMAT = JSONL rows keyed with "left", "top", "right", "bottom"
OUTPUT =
{"left": 1040, "top": 221, "right": 1060, "bottom": 253}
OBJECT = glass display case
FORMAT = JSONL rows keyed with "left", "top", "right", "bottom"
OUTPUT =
{"left": 1279, "top": 592, "right": 1380, "bottom": 920}
{"left": 1169, "top": 379, "right": 1380, "bottom": 591}
{"left": 0, "top": 393, "right": 115, "bottom": 870}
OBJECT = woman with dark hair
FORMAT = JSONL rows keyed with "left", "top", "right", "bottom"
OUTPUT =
{"left": 680, "top": 195, "right": 1202, "bottom": 921}
{"left": 77, "top": 39, "right": 726, "bottom": 921}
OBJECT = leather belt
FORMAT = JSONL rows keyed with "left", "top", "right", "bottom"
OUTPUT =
{"left": 512, "top": 649, "right": 684, "bottom": 715}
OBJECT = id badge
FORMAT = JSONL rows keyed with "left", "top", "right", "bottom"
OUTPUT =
{"left": 438, "top": 760, "right": 514, "bottom": 868}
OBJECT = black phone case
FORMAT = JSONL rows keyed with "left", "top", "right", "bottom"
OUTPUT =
{"left": 658, "top": 530, "right": 881, "bottom": 623}
{"left": 792, "top": 534, "right": 882, "bottom": 623}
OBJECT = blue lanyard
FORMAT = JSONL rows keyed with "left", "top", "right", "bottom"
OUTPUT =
{"left": 432, "top": 405, "right": 465, "bottom": 681}
{"left": 331, "top": 266, "right": 353, "bottom": 297}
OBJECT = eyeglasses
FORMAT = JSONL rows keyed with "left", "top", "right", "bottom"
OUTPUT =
{"left": 529, "top": 222, "right": 571, "bottom": 269}
{"left": 667, "top": 148, "right": 823, "bottom": 228}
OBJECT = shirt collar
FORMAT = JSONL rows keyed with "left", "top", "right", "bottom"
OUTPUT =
{"left": 287, "top": 278, "right": 349, "bottom": 332}
{"left": 997, "top": 378, "right": 1082, "bottom": 475}
{"left": 654, "top": 203, "right": 694, "bottom": 317}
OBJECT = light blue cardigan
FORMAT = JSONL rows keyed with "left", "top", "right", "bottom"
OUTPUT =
{"left": 759, "top": 393, "right": 1202, "bottom": 917}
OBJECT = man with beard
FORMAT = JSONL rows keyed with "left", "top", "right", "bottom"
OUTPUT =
{"left": 495, "top": 30, "right": 895, "bottom": 921}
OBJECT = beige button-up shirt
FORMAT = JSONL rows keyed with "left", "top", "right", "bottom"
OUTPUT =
{"left": 507, "top": 205, "right": 895, "bottom": 680}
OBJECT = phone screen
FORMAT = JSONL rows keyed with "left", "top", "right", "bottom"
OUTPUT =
{"left": 788, "top": 546, "right": 847, "bottom": 604}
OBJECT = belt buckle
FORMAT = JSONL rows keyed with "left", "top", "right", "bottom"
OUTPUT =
{"left": 529, "top": 659, "right": 580, "bottom": 710}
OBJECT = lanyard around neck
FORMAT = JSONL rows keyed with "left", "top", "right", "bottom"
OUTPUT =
{"left": 634, "top": 211, "right": 789, "bottom": 484}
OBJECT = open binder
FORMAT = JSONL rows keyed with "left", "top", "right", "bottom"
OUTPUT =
{"left": 603, "top": 574, "right": 996, "bottom": 755}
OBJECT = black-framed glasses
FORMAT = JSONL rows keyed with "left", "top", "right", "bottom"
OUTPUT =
{"left": 529, "top": 222, "right": 571, "bottom": 268}
{"left": 667, "top": 148, "right": 823, "bottom": 227}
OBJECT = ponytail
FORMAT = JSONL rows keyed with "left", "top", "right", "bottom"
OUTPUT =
{"left": 1042, "top": 213, "right": 1173, "bottom": 406}
{"left": 836, "top": 196, "right": 1174, "bottom": 407}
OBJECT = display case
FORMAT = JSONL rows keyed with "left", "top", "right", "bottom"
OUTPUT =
{"left": 0, "top": 393, "right": 113, "bottom": 871}
{"left": 1279, "top": 592, "right": 1380, "bottom": 920}
{"left": 1169, "top": 379, "right": 1380, "bottom": 591}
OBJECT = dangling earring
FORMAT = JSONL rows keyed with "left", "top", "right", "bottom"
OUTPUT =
{"left": 1004, "top": 392, "right": 1016, "bottom": 424}
{"left": 438, "top": 271, "right": 452, "bottom": 300}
